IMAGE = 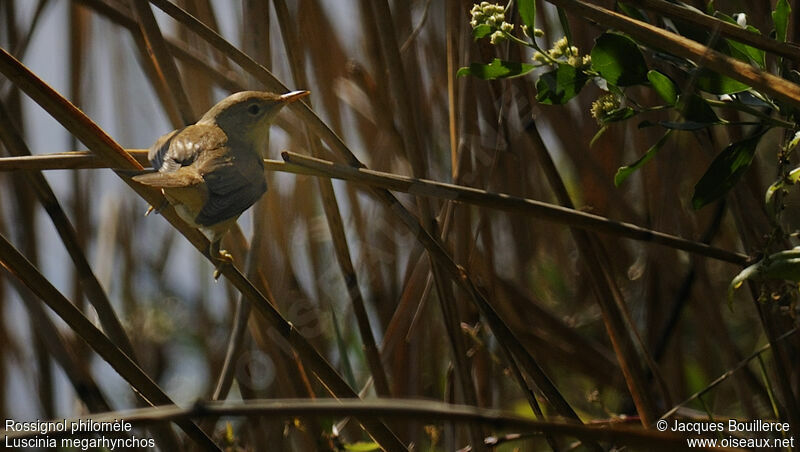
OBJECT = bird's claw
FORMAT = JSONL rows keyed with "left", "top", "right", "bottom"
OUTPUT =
{"left": 144, "top": 199, "right": 169, "bottom": 216}
{"left": 212, "top": 249, "right": 234, "bottom": 280}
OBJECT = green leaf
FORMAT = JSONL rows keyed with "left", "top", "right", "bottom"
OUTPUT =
{"left": 617, "top": 2, "right": 650, "bottom": 23}
{"left": 535, "top": 63, "right": 588, "bottom": 104}
{"left": 695, "top": 69, "right": 750, "bottom": 94}
{"left": 714, "top": 13, "right": 765, "bottom": 68}
{"left": 590, "top": 32, "right": 648, "bottom": 86}
{"left": 671, "top": 15, "right": 712, "bottom": 44}
{"left": 344, "top": 442, "right": 381, "bottom": 451}
{"left": 518, "top": 0, "right": 536, "bottom": 32}
{"left": 790, "top": 132, "right": 800, "bottom": 151}
{"left": 457, "top": 58, "right": 535, "bottom": 80}
{"left": 727, "top": 37, "right": 765, "bottom": 69}
{"left": 557, "top": 7, "right": 572, "bottom": 45}
{"left": 729, "top": 247, "right": 800, "bottom": 303}
{"left": 773, "top": 0, "right": 791, "bottom": 42}
{"left": 767, "top": 164, "right": 800, "bottom": 217}
{"left": 678, "top": 94, "right": 719, "bottom": 123}
{"left": 692, "top": 132, "right": 766, "bottom": 209}
{"left": 614, "top": 130, "right": 673, "bottom": 185}
{"left": 647, "top": 70, "right": 678, "bottom": 105}
{"left": 472, "top": 24, "right": 492, "bottom": 39}
{"left": 765, "top": 181, "right": 784, "bottom": 219}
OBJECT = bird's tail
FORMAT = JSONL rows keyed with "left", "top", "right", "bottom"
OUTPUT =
{"left": 132, "top": 168, "right": 203, "bottom": 188}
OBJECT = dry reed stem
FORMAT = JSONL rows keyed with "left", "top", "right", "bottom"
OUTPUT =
{"left": 0, "top": 399, "right": 717, "bottom": 451}
{"left": 631, "top": 0, "right": 800, "bottom": 62}
{"left": 129, "top": 0, "right": 196, "bottom": 124}
{"left": 0, "top": 150, "right": 749, "bottom": 265}
{"left": 547, "top": 0, "right": 800, "bottom": 431}
{"left": 545, "top": 0, "right": 800, "bottom": 108}
{"left": 0, "top": 46, "right": 406, "bottom": 452}
{"left": 367, "top": 3, "right": 485, "bottom": 446}
{"left": 0, "top": 103, "right": 138, "bottom": 359}
{"left": 281, "top": 152, "right": 748, "bottom": 265}
{"left": 0, "top": 234, "right": 218, "bottom": 450}
{"left": 273, "top": 0, "right": 392, "bottom": 399}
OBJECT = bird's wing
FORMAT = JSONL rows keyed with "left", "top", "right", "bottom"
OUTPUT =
{"left": 147, "top": 124, "right": 224, "bottom": 173}
{"left": 195, "top": 150, "right": 267, "bottom": 227}
{"left": 134, "top": 124, "right": 228, "bottom": 188}
{"left": 134, "top": 123, "right": 267, "bottom": 227}
{"left": 131, "top": 167, "right": 204, "bottom": 188}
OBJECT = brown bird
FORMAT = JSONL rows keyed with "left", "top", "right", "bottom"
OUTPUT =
{"left": 133, "top": 90, "right": 309, "bottom": 276}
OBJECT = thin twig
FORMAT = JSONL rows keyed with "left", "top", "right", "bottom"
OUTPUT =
{"left": 660, "top": 328, "right": 798, "bottom": 419}
{"left": 544, "top": 0, "right": 800, "bottom": 109}
{"left": 129, "top": 0, "right": 196, "bottom": 124}
{"left": 1, "top": 399, "right": 707, "bottom": 452}
{"left": 0, "top": 103, "right": 139, "bottom": 360}
{"left": 281, "top": 152, "right": 749, "bottom": 265}
{"left": 0, "top": 150, "right": 750, "bottom": 266}
{"left": 273, "top": 0, "right": 392, "bottom": 398}
{"left": 0, "top": 45, "right": 406, "bottom": 452}
{"left": 0, "top": 233, "right": 218, "bottom": 450}
{"left": 630, "top": 0, "right": 800, "bottom": 62}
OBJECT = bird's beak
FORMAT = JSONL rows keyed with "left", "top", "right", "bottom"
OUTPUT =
{"left": 280, "top": 90, "right": 310, "bottom": 103}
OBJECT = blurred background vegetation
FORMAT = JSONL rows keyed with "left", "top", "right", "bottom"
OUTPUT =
{"left": 0, "top": 0, "right": 798, "bottom": 450}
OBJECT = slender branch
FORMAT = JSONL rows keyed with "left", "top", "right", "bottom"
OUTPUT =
{"left": 0, "top": 233, "right": 219, "bottom": 450}
{"left": 273, "top": 0, "right": 392, "bottom": 399}
{"left": 0, "top": 103, "right": 138, "bottom": 361}
{"left": 660, "top": 328, "right": 798, "bottom": 419}
{"left": 128, "top": 0, "right": 196, "bottom": 124}
{"left": 139, "top": 4, "right": 579, "bottom": 423}
{"left": 543, "top": 0, "right": 800, "bottom": 109}
{"left": 1, "top": 399, "right": 701, "bottom": 452}
{"left": 0, "top": 45, "right": 406, "bottom": 452}
{"left": 704, "top": 99, "right": 795, "bottom": 129}
{"left": 629, "top": 0, "right": 800, "bottom": 63}
{"left": 0, "top": 150, "right": 750, "bottom": 265}
{"left": 280, "top": 152, "right": 749, "bottom": 265}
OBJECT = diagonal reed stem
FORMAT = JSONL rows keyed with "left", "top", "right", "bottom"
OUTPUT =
{"left": 0, "top": 45, "right": 407, "bottom": 452}
{"left": 0, "top": 232, "right": 218, "bottom": 450}
{"left": 148, "top": 0, "right": 581, "bottom": 426}
{"left": 1, "top": 399, "right": 700, "bottom": 451}
{"left": 273, "top": 0, "right": 392, "bottom": 399}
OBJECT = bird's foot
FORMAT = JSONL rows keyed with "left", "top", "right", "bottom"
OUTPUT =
{"left": 144, "top": 198, "right": 170, "bottom": 216}
{"left": 211, "top": 249, "right": 234, "bottom": 280}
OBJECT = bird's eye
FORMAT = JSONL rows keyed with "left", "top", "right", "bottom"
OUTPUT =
{"left": 247, "top": 104, "right": 261, "bottom": 115}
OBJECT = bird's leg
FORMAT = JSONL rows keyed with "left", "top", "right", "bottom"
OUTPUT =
{"left": 143, "top": 196, "right": 170, "bottom": 217}
{"left": 209, "top": 239, "right": 233, "bottom": 280}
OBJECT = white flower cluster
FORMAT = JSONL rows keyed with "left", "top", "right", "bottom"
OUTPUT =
{"left": 533, "top": 36, "right": 591, "bottom": 67}
{"left": 470, "top": 2, "right": 512, "bottom": 44}
{"left": 522, "top": 25, "right": 545, "bottom": 38}
{"left": 590, "top": 92, "right": 620, "bottom": 124}
{"left": 469, "top": 2, "right": 506, "bottom": 28}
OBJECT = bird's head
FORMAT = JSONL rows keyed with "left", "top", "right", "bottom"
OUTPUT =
{"left": 201, "top": 90, "right": 309, "bottom": 151}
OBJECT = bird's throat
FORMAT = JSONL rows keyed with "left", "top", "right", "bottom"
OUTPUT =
{"left": 244, "top": 123, "right": 273, "bottom": 157}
